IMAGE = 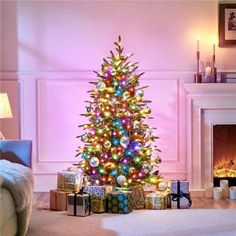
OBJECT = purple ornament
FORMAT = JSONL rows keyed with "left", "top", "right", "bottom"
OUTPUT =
{"left": 128, "top": 141, "right": 142, "bottom": 151}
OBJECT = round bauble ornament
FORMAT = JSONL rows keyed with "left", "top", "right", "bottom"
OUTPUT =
{"left": 94, "top": 117, "right": 103, "bottom": 126}
{"left": 142, "top": 163, "right": 151, "bottom": 173}
{"left": 120, "top": 129, "right": 128, "bottom": 136}
{"left": 110, "top": 169, "right": 118, "bottom": 177}
{"left": 129, "top": 141, "right": 142, "bottom": 151}
{"left": 120, "top": 79, "right": 127, "bottom": 87}
{"left": 158, "top": 181, "right": 168, "bottom": 191}
{"left": 96, "top": 81, "right": 106, "bottom": 90}
{"left": 81, "top": 152, "right": 88, "bottom": 159}
{"left": 89, "top": 156, "right": 99, "bottom": 167}
{"left": 144, "top": 107, "right": 151, "bottom": 114}
{"left": 112, "top": 137, "right": 120, "bottom": 146}
{"left": 120, "top": 136, "right": 130, "bottom": 148}
{"left": 104, "top": 140, "right": 111, "bottom": 149}
{"left": 135, "top": 89, "right": 144, "bottom": 98}
{"left": 117, "top": 175, "right": 127, "bottom": 186}
{"left": 115, "top": 87, "right": 123, "bottom": 97}
{"left": 112, "top": 80, "right": 119, "bottom": 87}
{"left": 114, "top": 118, "right": 122, "bottom": 128}
{"left": 124, "top": 149, "right": 134, "bottom": 158}
{"left": 111, "top": 68, "right": 117, "bottom": 76}
{"left": 123, "top": 91, "right": 130, "bottom": 100}
{"left": 103, "top": 111, "right": 111, "bottom": 117}
{"left": 81, "top": 133, "right": 89, "bottom": 142}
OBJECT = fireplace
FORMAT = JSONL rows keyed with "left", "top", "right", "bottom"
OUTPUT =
{"left": 213, "top": 124, "right": 236, "bottom": 187}
{"left": 184, "top": 83, "right": 236, "bottom": 193}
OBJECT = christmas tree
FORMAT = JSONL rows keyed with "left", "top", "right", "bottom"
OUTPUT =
{"left": 76, "top": 36, "right": 161, "bottom": 187}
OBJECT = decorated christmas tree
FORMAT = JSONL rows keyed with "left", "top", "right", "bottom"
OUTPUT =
{"left": 76, "top": 36, "right": 161, "bottom": 187}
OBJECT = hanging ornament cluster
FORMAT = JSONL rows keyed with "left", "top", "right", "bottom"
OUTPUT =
{"left": 76, "top": 36, "right": 161, "bottom": 187}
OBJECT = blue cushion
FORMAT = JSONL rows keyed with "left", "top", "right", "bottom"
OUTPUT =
{"left": 0, "top": 140, "right": 32, "bottom": 167}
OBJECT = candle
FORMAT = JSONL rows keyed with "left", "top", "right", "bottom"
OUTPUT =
{"left": 205, "top": 66, "right": 211, "bottom": 77}
{"left": 213, "top": 43, "right": 215, "bottom": 56}
{"left": 205, "top": 183, "right": 214, "bottom": 198}
{"left": 197, "top": 39, "right": 199, "bottom": 52}
{"left": 220, "top": 180, "right": 229, "bottom": 199}
{"left": 214, "top": 187, "right": 223, "bottom": 200}
{"left": 229, "top": 186, "right": 236, "bottom": 200}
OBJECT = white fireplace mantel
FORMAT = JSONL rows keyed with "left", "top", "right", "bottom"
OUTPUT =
{"left": 184, "top": 83, "right": 236, "bottom": 193}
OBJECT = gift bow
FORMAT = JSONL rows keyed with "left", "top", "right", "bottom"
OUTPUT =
{"left": 171, "top": 192, "right": 192, "bottom": 206}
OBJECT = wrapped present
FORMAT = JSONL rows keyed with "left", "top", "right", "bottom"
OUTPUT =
{"left": 145, "top": 191, "right": 168, "bottom": 210}
{"left": 107, "top": 191, "right": 133, "bottom": 214}
{"left": 57, "top": 170, "right": 83, "bottom": 192}
{"left": 91, "top": 196, "right": 106, "bottom": 213}
{"left": 170, "top": 180, "right": 192, "bottom": 209}
{"left": 83, "top": 185, "right": 113, "bottom": 200}
{"left": 67, "top": 192, "right": 91, "bottom": 217}
{"left": 130, "top": 185, "right": 146, "bottom": 209}
{"left": 50, "top": 189, "right": 71, "bottom": 211}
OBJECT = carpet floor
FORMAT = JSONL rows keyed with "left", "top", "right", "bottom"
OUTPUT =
{"left": 26, "top": 208, "right": 236, "bottom": 236}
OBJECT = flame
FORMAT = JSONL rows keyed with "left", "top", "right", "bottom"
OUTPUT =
{"left": 213, "top": 159, "right": 236, "bottom": 178}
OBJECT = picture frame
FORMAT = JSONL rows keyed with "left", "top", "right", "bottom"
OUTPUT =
{"left": 219, "top": 3, "right": 236, "bottom": 47}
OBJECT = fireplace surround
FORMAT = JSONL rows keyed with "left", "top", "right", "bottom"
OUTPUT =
{"left": 184, "top": 83, "right": 236, "bottom": 194}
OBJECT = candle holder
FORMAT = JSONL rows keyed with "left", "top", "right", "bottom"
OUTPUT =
{"left": 194, "top": 51, "right": 202, "bottom": 83}
{"left": 211, "top": 54, "right": 217, "bottom": 83}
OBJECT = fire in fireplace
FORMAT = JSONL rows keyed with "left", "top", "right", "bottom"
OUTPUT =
{"left": 213, "top": 124, "right": 236, "bottom": 186}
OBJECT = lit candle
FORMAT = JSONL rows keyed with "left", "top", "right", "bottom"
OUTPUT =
{"left": 214, "top": 187, "right": 223, "bottom": 200}
{"left": 220, "top": 180, "right": 229, "bottom": 199}
{"left": 229, "top": 186, "right": 236, "bottom": 200}
{"left": 205, "top": 183, "right": 214, "bottom": 198}
{"left": 205, "top": 66, "right": 211, "bottom": 77}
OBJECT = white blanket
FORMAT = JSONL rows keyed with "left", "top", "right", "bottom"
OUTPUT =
{"left": 0, "top": 160, "right": 34, "bottom": 236}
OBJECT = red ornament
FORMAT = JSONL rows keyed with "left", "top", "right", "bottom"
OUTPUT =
{"left": 116, "top": 146, "right": 123, "bottom": 152}
{"left": 128, "top": 87, "right": 135, "bottom": 96}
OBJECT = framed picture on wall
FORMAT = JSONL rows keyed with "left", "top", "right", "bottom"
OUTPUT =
{"left": 219, "top": 3, "right": 236, "bottom": 47}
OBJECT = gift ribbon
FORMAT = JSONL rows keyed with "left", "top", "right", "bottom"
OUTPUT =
{"left": 73, "top": 188, "right": 91, "bottom": 216}
{"left": 171, "top": 180, "right": 192, "bottom": 209}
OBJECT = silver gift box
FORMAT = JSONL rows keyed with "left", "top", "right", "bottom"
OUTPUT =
{"left": 170, "top": 180, "right": 191, "bottom": 209}
{"left": 67, "top": 193, "right": 91, "bottom": 216}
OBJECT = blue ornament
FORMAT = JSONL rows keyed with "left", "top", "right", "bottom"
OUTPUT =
{"left": 110, "top": 169, "right": 118, "bottom": 177}
{"left": 81, "top": 152, "right": 88, "bottom": 159}
{"left": 128, "top": 141, "right": 142, "bottom": 151}
{"left": 114, "top": 118, "right": 122, "bottom": 128}
{"left": 112, "top": 137, "right": 120, "bottom": 146}
{"left": 124, "top": 149, "right": 134, "bottom": 158}
{"left": 121, "top": 165, "right": 130, "bottom": 174}
{"left": 120, "top": 129, "right": 128, "bottom": 135}
{"left": 115, "top": 87, "right": 123, "bottom": 97}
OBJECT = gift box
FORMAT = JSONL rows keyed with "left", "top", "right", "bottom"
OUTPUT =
{"left": 67, "top": 192, "right": 91, "bottom": 216}
{"left": 50, "top": 189, "right": 71, "bottom": 211}
{"left": 107, "top": 191, "right": 133, "bottom": 214}
{"left": 83, "top": 185, "right": 113, "bottom": 200}
{"left": 91, "top": 196, "right": 106, "bottom": 213}
{"left": 57, "top": 170, "right": 83, "bottom": 192}
{"left": 130, "top": 185, "right": 146, "bottom": 209}
{"left": 170, "top": 180, "right": 192, "bottom": 209}
{"left": 145, "top": 191, "right": 168, "bottom": 210}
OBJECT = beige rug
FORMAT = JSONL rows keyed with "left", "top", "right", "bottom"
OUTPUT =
{"left": 26, "top": 208, "right": 236, "bottom": 236}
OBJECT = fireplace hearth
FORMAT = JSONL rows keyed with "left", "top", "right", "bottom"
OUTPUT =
{"left": 213, "top": 124, "right": 236, "bottom": 187}
{"left": 184, "top": 83, "right": 236, "bottom": 192}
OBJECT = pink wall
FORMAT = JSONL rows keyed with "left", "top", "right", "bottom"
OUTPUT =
{"left": 1, "top": 0, "right": 236, "bottom": 191}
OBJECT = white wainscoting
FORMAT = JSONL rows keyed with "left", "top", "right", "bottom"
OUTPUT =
{"left": 1, "top": 71, "right": 192, "bottom": 191}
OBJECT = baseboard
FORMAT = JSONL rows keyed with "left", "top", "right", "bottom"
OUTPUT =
{"left": 190, "top": 189, "right": 205, "bottom": 197}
